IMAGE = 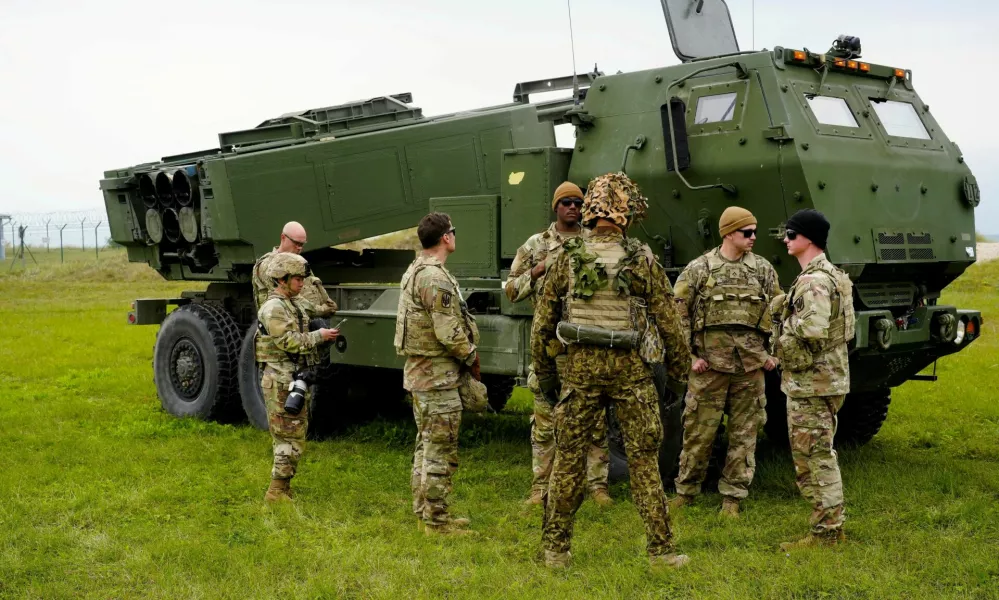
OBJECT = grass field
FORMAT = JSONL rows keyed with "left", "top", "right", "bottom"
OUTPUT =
{"left": 1, "top": 248, "right": 998, "bottom": 599}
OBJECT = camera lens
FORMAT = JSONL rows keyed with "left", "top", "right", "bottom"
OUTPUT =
{"left": 284, "top": 379, "right": 308, "bottom": 415}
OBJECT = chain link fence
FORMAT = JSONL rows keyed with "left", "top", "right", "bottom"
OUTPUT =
{"left": 1, "top": 209, "right": 112, "bottom": 263}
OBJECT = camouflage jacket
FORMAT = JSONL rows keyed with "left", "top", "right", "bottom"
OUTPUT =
{"left": 673, "top": 247, "right": 781, "bottom": 374}
{"left": 776, "top": 253, "right": 852, "bottom": 398}
{"left": 531, "top": 227, "right": 689, "bottom": 388}
{"left": 504, "top": 222, "right": 586, "bottom": 303}
{"left": 252, "top": 248, "right": 338, "bottom": 317}
{"left": 395, "top": 254, "right": 479, "bottom": 392}
{"left": 256, "top": 291, "right": 325, "bottom": 380}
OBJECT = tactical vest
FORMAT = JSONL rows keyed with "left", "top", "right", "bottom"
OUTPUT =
{"left": 807, "top": 263, "right": 856, "bottom": 347}
{"left": 565, "top": 242, "right": 633, "bottom": 330}
{"left": 564, "top": 240, "right": 664, "bottom": 364}
{"left": 394, "top": 261, "right": 478, "bottom": 356}
{"left": 255, "top": 296, "right": 308, "bottom": 365}
{"left": 694, "top": 251, "right": 769, "bottom": 332}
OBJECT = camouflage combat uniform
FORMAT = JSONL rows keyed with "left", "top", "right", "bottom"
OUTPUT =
{"left": 672, "top": 248, "right": 781, "bottom": 500}
{"left": 395, "top": 254, "right": 479, "bottom": 526}
{"left": 256, "top": 291, "right": 325, "bottom": 482}
{"left": 253, "top": 248, "right": 338, "bottom": 317}
{"left": 505, "top": 222, "right": 609, "bottom": 498}
{"left": 533, "top": 227, "right": 689, "bottom": 559}
{"left": 774, "top": 252, "right": 854, "bottom": 535}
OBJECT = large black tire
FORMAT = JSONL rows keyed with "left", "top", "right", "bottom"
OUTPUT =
{"left": 153, "top": 303, "right": 241, "bottom": 421}
{"left": 237, "top": 322, "right": 268, "bottom": 431}
{"left": 836, "top": 388, "right": 891, "bottom": 445}
{"left": 762, "top": 368, "right": 788, "bottom": 446}
{"left": 481, "top": 374, "right": 516, "bottom": 412}
{"left": 607, "top": 363, "right": 685, "bottom": 484}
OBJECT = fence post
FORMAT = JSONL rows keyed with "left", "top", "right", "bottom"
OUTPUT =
{"left": 45, "top": 218, "right": 52, "bottom": 252}
{"left": 94, "top": 221, "right": 102, "bottom": 261}
{"left": 80, "top": 217, "right": 87, "bottom": 251}
{"left": 59, "top": 224, "right": 68, "bottom": 264}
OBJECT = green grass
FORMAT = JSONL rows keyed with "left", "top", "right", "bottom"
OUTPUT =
{"left": 1, "top": 251, "right": 998, "bottom": 599}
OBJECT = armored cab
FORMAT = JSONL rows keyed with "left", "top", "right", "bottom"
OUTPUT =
{"left": 102, "top": 0, "right": 982, "bottom": 475}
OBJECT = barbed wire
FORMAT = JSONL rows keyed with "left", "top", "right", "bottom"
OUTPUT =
{"left": 1, "top": 209, "right": 106, "bottom": 227}
{"left": 1, "top": 208, "right": 111, "bottom": 250}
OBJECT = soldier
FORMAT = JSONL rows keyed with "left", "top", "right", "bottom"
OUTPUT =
{"left": 532, "top": 172, "right": 691, "bottom": 569}
{"left": 671, "top": 207, "right": 781, "bottom": 517}
{"left": 255, "top": 253, "right": 339, "bottom": 502}
{"left": 773, "top": 209, "right": 854, "bottom": 549}
{"left": 252, "top": 221, "right": 338, "bottom": 318}
{"left": 505, "top": 181, "right": 612, "bottom": 508}
{"left": 394, "top": 212, "right": 481, "bottom": 536}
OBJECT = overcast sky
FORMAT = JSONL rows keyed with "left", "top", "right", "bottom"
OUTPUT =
{"left": 1, "top": 0, "right": 996, "bottom": 233}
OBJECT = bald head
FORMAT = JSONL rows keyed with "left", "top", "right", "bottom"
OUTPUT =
{"left": 278, "top": 221, "right": 307, "bottom": 254}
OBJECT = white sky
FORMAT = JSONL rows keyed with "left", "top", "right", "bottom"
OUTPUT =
{"left": 1, "top": 0, "right": 996, "bottom": 233}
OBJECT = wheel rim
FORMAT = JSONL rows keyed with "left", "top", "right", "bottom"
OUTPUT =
{"left": 170, "top": 337, "right": 205, "bottom": 400}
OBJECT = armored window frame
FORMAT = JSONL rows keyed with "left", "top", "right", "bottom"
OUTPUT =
{"left": 685, "top": 79, "right": 750, "bottom": 136}
{"left": 854, "top": 84, "right": 944, "bottom": 151}
{"left": 791, "top": 81, "right": 872, "bottom": 140}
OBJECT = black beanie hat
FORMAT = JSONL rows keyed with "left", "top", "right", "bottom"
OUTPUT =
{"left": 786, "top": 209, "right": 830, "bottom": 249}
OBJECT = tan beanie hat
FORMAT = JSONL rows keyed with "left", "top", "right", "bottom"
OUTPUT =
{"left": 718, "top": 206, "right": 757, "bottom": 237}
{"left": 552, "top": 181, "right": 584, "bottom": 210}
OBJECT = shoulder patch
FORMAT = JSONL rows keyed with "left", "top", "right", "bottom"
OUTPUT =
{"left": 439, "top": 290, "right": 452, "bottom": 308}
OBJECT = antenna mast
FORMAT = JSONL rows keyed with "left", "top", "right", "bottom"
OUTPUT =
{"left": 567, "top": 0, "right": 580, "bottom": 105}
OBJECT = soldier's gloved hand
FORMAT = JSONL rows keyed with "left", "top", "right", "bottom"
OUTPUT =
{"left": 538, "top": 375, "right": 561, "bottom": 407}
{"left": 469, "top": 354, "right": 481, "bottom": 381}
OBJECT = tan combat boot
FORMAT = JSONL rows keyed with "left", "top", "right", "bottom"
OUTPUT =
{"left": 591, "top": 489, "right": 614, "bottom": 508}
{"left": 649, "top": 553, "right": 690, "bottom": 570}
{"left": 264, "top": 478, "right": 293, "bottom": 503}
{"left": 780, "top": 529, "right": 845, "bottom": 551}
{"left": 669, "top": 494, "right": 695, "bottom": 510}
{"left": 720, "top": 497, "right": 740, "bottom": 518}
{"left": 544, "top": 550, "right": 572, "bottom": 569}
{"left": 524, "top": 489, "right": 544, "bottom": 506}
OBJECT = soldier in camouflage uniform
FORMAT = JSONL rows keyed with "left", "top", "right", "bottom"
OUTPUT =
{"left": 505, "top": 181, "right": 612, "bottom": 508}
{"left": 252, "top": 221, "right": 338, "bottom": 318}
{"left": 256, "top": 253, "right": 339, "bottom": 502}
{"left": 395, "top": 212, "right": 481, "bottom": 536}
{"left": 671, "top": 207, "right": 781, "bottom": 517}
{"left": 772, "top": 209, "right": 854, "bottom": 549}
{"left": 532, "top": 172, "right": 691, "bottom": 569}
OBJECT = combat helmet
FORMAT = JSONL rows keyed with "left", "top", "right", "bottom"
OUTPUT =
{"left": 581, "top": 172, "right": 649, "bottom": 229}
{"left": 265, "top": 252, "right": 311, "bottom": 281}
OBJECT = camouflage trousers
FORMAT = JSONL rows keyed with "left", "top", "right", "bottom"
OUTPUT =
{"left": 543, "top": 379, "right": 675, "bottom": 556}
{"left": 410, "top": 390, "right": 462, "bottom": 526}
{"left": 262, "top": 368, "right": 310, "bottom": 480}
{"left": 531, "top": 392, "right": 610, "bottom": 495}
{"left": 674, "top": 368, "right": 766, "bottom": 499}
{"left": 787, "top": 394, "right": 846, "bottom": 533}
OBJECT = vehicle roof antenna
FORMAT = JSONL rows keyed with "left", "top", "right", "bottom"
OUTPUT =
{"left": 567, "top": 0, "right": 580, "bottom": 105}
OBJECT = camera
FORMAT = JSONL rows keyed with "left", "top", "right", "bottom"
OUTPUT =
{"left": 284, "top": 369, "right": 317, "bottom": 415}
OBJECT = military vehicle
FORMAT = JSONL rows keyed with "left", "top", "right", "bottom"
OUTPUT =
{"left": 101, "top": 0, "right": 983, "bottom": 476}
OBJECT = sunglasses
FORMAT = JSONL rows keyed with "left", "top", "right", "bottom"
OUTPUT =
{"left": 737, "top": 228, "right": 757, "bottom": 238}
{"left": 559, "top": 198, "right": 583, "bottom": 208}
{"left": 284, "top": 235, "right": 306, "bottom": 247}
{"left": 784, "top": 228, "right": 798, "bottom": 240}
{"left": 446, "top": 227, "right": 456, "bottom": 237}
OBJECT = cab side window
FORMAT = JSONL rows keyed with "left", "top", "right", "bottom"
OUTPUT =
{"left": 694, "top": 92, "right": 738, "bottom": 124}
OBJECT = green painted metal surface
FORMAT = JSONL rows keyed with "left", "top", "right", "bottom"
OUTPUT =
{"left": 102, "top": 39, "right": 982, "bottom": 393}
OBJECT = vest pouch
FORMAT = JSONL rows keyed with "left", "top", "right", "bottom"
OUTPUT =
{"left": 556, "top": 321, "right": 639, "bottom": 349}
{"left": 777, "top": 331, "right": 814, "bottom": 372}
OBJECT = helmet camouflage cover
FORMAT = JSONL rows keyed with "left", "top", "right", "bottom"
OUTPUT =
{"left": 581, "top": 172, "right": 649, "bottom": 228}
{"left": 265, "top": 252, "right": 311, "bottom": 280}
